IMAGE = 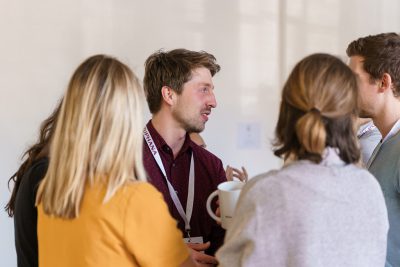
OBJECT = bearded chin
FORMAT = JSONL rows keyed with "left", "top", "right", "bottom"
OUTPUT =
{"left": 184, "top": 123, "right": 205, "bottom": 133}
{"left": 172, "top": 109, "right": 205, "bottom": 133}
{"left": 181, "top": 117, "right": 205, "bottom": 133}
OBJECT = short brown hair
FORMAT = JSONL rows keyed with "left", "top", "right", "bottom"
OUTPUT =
{"left": 274, "top": 53, "right": 360, "bottom": 164}
{"left": 346, "top": 32, "right": 400, "bottom": 95}
{"left": 143, "top": 49, "right": 220, "bottom": 114}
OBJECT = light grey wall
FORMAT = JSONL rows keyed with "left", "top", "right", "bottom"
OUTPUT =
{"left": 1, "top": 0, "right": 399, "bottom": 265}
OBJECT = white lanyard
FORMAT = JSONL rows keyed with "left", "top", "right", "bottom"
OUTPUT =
{"left": 143, "top": 127, "right": 195, "bottom": 237}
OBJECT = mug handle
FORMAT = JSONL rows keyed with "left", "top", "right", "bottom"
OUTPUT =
{"left": 206, "top": 190, "right": 221, "bottom": 223}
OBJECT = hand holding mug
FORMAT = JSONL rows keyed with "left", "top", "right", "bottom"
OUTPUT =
{"left": 206, "top": 181, "right": 244, "bottom": 229}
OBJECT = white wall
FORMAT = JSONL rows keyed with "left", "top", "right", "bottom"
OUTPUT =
{"left": 1, "top": 0, "right": 399, "bottom": 265}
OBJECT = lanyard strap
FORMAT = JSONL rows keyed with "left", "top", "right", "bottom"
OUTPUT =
{"left": 143, "top": 127, "right": 195, "bottom": 234}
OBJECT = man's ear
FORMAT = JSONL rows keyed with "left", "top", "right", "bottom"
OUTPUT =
{"left": 161, "top": 86, "right": 176, "bottom": 106}
{"left": 379, "top": 73, "right": 393, "bottom": 93}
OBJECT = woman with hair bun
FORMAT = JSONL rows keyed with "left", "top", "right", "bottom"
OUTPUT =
{"left": 216, "top": 53, "right": 388, "bottom": 267}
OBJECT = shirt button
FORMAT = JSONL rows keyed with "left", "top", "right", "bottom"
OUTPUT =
{"left": 172, "top": 163, "right": 176, "bottom": 167}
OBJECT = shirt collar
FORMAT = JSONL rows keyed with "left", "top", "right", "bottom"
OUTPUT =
{"left": 287, "top": 147, "right": 346, "bottom": 167}
{"left": 320, "top": 147, "right": 346, "bottom": 167}
{"left": 357, "top": 121, "right": 376, "bottom": 138}
{"left": 146, "top": 120, "right": 193, "bottom": 156}
{"left": 382, "top": 119, "right": 400, "bottom": 143}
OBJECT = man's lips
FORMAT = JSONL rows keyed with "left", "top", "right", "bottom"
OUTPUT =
{"left": 201, "top": 111, "right": 211, "bottom": 121}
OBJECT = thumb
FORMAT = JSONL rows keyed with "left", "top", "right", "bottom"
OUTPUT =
{"left": 187, "top": 241, "right": 210, "bottom": 251}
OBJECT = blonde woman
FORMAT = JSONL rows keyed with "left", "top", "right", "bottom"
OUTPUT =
{"left": 36, "top": 55, "right": 196, "bottom": 267}
{"left": 216, "top": 54, "right": 388, "bottom": 267}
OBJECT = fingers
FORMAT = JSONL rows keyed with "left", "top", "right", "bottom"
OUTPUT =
{"left": 190, "top": 249, "right": 218, "bottom": 265}
{"left": 241, "top": 166, "right": 247, "bottom": 173}
{"left": 230, "top": 167, "right": 248, "bottom": 182}
{"left": 226, "top": 165, "right": 249, "bottom": 182}
{"left": 229, "top": 166, "right": 241, "bottom": 173}
{"left": 225, "top": 165, "right": 233, "bottom": 181}
{"left": 187, "top": 241, "right": 210, "bottom": 251}
{"left": 241, "top": 166, "right": 248, "bottom": 182}
{"left": 187, "top": 242, "right": 218, "bottom": 265}
{"left": 215, "top": 207, "right": 221, "bottom": 222}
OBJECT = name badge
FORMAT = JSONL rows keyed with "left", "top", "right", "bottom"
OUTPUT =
{"left": 183, "top": 236, "right": 203, "bottom": 244}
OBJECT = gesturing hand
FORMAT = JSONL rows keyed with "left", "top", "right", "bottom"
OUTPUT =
{"left": 226, "top": 165, "right": 248, "bottom": 182}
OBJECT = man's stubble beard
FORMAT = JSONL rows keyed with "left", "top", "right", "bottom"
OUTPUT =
{"left": 172, "top": 108, "right": 205, "bottom": 134}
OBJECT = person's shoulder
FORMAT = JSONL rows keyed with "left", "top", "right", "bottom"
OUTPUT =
{"left": 387, "top": 130, "right": 400, "bottom": 145}
{"left": 241, "top": 169, "right": 282, "bottom": 196}
{"left": 25, "top": 157, "right": 48, "bottom": 171}
{"left": 248, "top": 169, "right": 280, "bottom": 184}
{"left": 31, "top": 157, "right": 49, "bottom": 172}
{"left": 31, "top": 156, "right": 49, "bottom": 165}
{"left": 378, "top": 133, "right": 400, "bottom": 163}
{"left": 122, "top": 181, "right": 163, "bottom": 203}
{"left": 191, "top": 140, "right": 222, "bottom": 164}
{"left": 124, "top": 181, "right": 159, "bottom": 194}
{"left": 345, "top": 164, "right": 380, "bottom": 185}
{"left": 23, "top": 157, "right": 49, "bottom": 187}
{"left": 243, "top": 161, "right": 333, "bottom": 196}
{"left": 121, "top": 182, "right": 171, "bottom": 220}
{"left": 191, "top": 141, "right": 225, "bottom": 182}
{"left": 235, "top": 169, "right": 293, "bottom": 214}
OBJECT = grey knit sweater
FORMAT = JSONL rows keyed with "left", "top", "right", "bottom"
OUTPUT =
{"left": 217, "top": 148, "right": 388, "bottom": 267}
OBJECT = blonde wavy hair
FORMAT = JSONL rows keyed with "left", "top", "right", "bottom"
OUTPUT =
{"left": 274, "top": 53, "right": 360, "bottom": 164}
{"left": 36, "top": 55, "right": 146, "bottom": 219}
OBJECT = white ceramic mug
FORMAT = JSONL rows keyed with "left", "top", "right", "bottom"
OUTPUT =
{"left": 206, "top": 181, "right": 244, "bottom": 229}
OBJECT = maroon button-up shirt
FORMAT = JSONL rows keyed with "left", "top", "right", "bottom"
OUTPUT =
{"left": 143, "top": 120, "right": 226, "bottom": 255}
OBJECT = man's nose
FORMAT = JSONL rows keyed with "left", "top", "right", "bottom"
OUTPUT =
{"left": 207, "top": 91, "right": 217, "bottom": 108}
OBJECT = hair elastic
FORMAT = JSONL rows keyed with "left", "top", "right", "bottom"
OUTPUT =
{"left": 309, "top": 107, "right": 321, "bottom": 114}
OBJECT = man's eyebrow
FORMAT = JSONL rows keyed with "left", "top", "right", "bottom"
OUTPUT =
{"left": 199, "top": 82, "right": 214, "bottom": 89}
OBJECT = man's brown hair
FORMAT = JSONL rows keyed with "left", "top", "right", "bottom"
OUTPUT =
{"left": 143, "top": 49, "right": 220, "bottom": 114}
{"left": 274, "top": 53, "right": 360, "bottom": 164}
{"left": 346, "top": 32, "right": 400, "bottom": 95}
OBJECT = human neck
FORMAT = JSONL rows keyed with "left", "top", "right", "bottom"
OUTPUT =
{"left": 372, "top": 98, "right": 400, "bottom": 139}
{"left": 151, "top": 113, "right": 186, "bottom": 158}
